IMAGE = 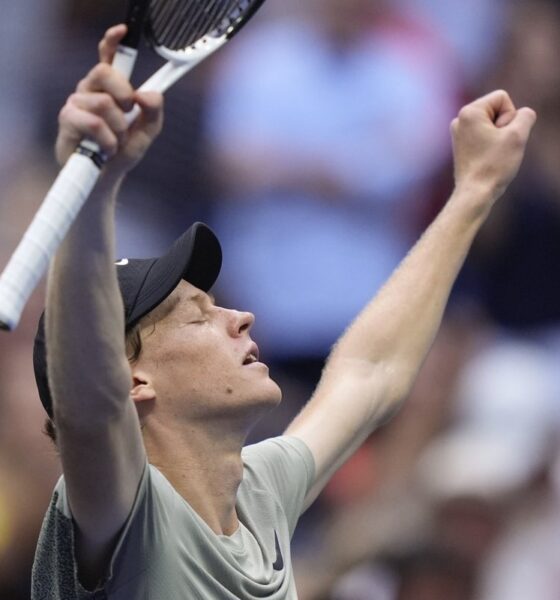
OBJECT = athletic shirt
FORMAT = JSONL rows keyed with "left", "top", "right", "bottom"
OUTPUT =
{"left": 31, "top": 436, "right": 315, "bottom": 599}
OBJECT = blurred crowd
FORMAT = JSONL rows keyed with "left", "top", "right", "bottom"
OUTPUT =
{"left": 2, "top": 0, "right": 560, "bottom": 598}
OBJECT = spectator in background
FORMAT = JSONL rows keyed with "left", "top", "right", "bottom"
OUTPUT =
{"left": 0, "top": 4, "right": 64, "bottom": 598}
{"left": 465, "top": 0, "right": 560, "bottom": 340}
{"left": 0, "top": 279, "right": 60, "bottom": 600}
{"left": 294, "top": 3, "right": 560, "bottom": 595}
{"left": 0, "top": 0, "right": 63, "bottom": 179}
{"left": 205, "top": 0, "right": 461, "bottom": 402}
{"left": 406, "top": 0, "right": 509, "bottom": 89}
{"left": 319, "top": 335, "right": 558, "bottom": 600}
{"left": 421, "top": 339, "right": 559, "bottom": 600}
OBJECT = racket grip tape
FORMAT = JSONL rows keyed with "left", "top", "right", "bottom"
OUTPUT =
{"left": 0, "top": 154, "right": 101, "bottom": 331}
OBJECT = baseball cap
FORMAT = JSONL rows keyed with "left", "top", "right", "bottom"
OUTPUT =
{"left": 33, "top": 222, "right": 222, "bottom": 419}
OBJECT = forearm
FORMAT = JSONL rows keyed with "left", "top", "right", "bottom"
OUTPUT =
{"left": 46, "top": 32, "right": 163, "bottom": 418}
{"left": 326, "top": 183, "right": 491, "bottom": 405}
{"left": 46, "top": 173, "right": 131, "bottom": 424}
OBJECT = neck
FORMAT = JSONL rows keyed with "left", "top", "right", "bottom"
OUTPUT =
{"left": 142, "top": 417, "right": 247, "bottom": 536}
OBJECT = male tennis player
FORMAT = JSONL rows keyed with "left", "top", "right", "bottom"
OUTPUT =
{"left": 31, "top": 26, "right": 536, "bottom": 599}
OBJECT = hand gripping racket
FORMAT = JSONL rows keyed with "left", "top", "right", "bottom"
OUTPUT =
{"left": 0, "top": 0, "right": 266, "bottom": 331}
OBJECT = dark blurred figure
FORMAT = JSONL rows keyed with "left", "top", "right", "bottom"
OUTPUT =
{"left": 330, "top": 547, "right": 475, "bottom": 600}
{"left": 394, "top": 548, "right": 474, "bottom": 600}
{"left": 0, "top": 5, "right": 66, "bottom": 588}
{"left": 465, "top": 0, "right": 560, "bottom": 334}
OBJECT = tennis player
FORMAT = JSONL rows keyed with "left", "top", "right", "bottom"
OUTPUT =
{"left": 30, "top": 26, "right": 536, "bottom": 599}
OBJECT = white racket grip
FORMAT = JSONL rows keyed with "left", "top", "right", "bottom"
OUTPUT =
{"left": 112, "top": 45, "right": 138, "bottom": 79}
{"left": 0, "top": 154, "right": 100, "bottom": 330}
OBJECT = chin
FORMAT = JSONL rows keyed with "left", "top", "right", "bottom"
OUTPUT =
{"left": 256, "top": 377, "right": 283, "bottom": 408}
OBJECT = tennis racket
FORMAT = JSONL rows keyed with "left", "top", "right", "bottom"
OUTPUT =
{"left": 0, "top": 0, "right": 266, "bottom": 331}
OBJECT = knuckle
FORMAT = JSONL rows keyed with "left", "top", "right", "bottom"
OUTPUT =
{"left": 58, "top": 102, "right": 76, "bottom": 126}
{"left": 67, "top": 92, "right": 80, "bottom": 105}
{"left": 105, "top": 139, "right": 118, "bottom": 156}
{"left": 90, "top": 63, "right": 111, "bottom": 83}
{"left": 505, "top": 128, "right": 524, "bottom": 147}
{"left": 458, "top": 106, "right": 474, "bottom": 121}
{"left": 76, "top": 77, "right": 89, "bottom": 93}
{"left": 96, "top": 93, "right": 113, "bottom": 112}
{"left": 66, "top": 92, "right": 84, "bottom": 111}
{"left": 58, "top": 103, "right": 70, "bottom": 122}
{"left": 89, "top": 115, "right": 104, "bottom": 132}
{"left": 113, "top": 119, "right": 128, "bottom": 136}
{"left": 94, "top": 62, "right": 111, "bottom": 76}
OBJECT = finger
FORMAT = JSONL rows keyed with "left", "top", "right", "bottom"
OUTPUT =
{"left": 495, "top": 110, "right": 517, "bottom": 128}
{"left": 77, "top": 64, "right": 135, "bottom": 113}
{"left": 470, "top": 89, "right": 516, "bottom": 124}
{"left": 509, "top": 107, "right": 538, "bottom": 138}
{"left": 133, "top": 91, "right": 164, "bottom": 134}
{"left": 450, "top": 117, "right": 459, "bottom": 135}
{"left": 134, "top": 92, "right": 164, "bottom": 122}
{"left": 58, "top": 104, "right": 119, "bottom": 157}
{"left": 98, "top": 25, "right": 127, "bottom": 64}
{"left": 68, "top": 92, "right": 129, "bottom": 141}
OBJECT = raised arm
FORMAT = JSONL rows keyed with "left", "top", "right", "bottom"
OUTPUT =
{"left": 285, "top": 91, "right": 536, "bottom": 506}
{"left": 45, "top": 26, "right": 163, "bottom": 586}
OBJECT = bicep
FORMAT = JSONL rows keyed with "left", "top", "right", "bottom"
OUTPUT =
{"left": 284, "top": 364, "right": 391, "bottom": 509}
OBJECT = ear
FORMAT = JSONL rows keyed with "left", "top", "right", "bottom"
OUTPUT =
{"left": 130, "top": 370, "right": 156, "bottom": 405}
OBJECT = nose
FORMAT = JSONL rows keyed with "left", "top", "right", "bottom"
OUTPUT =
{"left": 226, "top": 309, "right": 254, "bottom": 337}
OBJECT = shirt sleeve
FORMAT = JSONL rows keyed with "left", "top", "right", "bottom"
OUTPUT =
{"left": 241, "top": 436, "right": 316, "bottom": 537}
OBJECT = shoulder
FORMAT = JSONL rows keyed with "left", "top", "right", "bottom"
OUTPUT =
{"left": 242, "top": 436, "right": 315, "bottom": 492}
{"left": 33, "top": 464, "right": 189, "bottom": 598}
{"left": 243, "top": 434, "right": 314, "bottom": 464}
{"left": 240, "top": 436, "right": 315, "bottom": 537}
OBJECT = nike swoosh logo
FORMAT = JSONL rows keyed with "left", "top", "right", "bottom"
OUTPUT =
{"left": 272, "top": 531, "right": 284, "bottom": 571}
{"left": 115, "top": 258, "right": 129, "bottom": 266}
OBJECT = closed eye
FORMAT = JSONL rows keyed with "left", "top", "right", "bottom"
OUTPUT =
{"left": 188, "top": 319, "right": 207, "bottom": 325}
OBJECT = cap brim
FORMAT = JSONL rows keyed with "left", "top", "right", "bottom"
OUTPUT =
{"left": 126, "top": 222, "right": 222, "bottom": 327}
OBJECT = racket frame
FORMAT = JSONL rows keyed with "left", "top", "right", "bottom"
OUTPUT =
{"left": 0, "top": 0, "right": 266, "bottom": 331}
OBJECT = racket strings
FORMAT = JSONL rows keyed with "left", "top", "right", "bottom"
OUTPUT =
{"left": 148, "top": 0, "right": 255, "bottom": 49}
{"left": 167, "top": 0, "right": 224, "bottom": 46}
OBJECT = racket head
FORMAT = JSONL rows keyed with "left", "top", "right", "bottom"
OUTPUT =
{"left": 145, "top": 0, "right": 267, "bottom": 53}
{"left": 121, "top": 0, "right": 153, "bottom": 49}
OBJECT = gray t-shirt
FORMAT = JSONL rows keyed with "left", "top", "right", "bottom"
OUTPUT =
{"left": 31, "top": 436, "right": 315, "bottom": 599}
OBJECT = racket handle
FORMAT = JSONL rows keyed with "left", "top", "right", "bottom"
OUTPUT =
{"left": 0, "top": 36, "right": 142, "bottom": 332}
{"left": 112, "top": 46, "right": 138, "bottom": 79}
{"left": 0, "top": 154, "right": 101, "bottom": 331}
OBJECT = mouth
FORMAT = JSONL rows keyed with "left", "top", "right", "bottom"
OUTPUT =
{"left": 242, "top": 342, "right": 260, "bottom": 366}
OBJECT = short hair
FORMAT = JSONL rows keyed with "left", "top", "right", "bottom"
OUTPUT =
{"left": 43, "top": 321, "right": 145, "bottom": 446}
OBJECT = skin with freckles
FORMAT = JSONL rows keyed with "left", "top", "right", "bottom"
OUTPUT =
{"left": 131, "top": 280, "right": 282, "bottom": 428}
{"left": 123, "top": 280, "right": 283, "bottom": 540}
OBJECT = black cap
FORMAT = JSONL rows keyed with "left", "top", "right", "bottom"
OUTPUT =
{"left": 33, "top": 222, "right": 222, "bottom": 419}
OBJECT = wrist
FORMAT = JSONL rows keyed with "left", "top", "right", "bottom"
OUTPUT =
{"left": 94, "top": 169, "right": 126, "bottom": 199}
{"left": 450, "top": 179, "right": 499, "bottom": 222}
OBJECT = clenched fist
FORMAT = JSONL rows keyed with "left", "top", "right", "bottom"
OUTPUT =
{"left": 451, "top": 90, "right": 536, "bottom": 210}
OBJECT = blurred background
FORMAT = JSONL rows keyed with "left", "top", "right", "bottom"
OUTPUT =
{"left": 2, "top": 0, "right": 560, "bottom": 598}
